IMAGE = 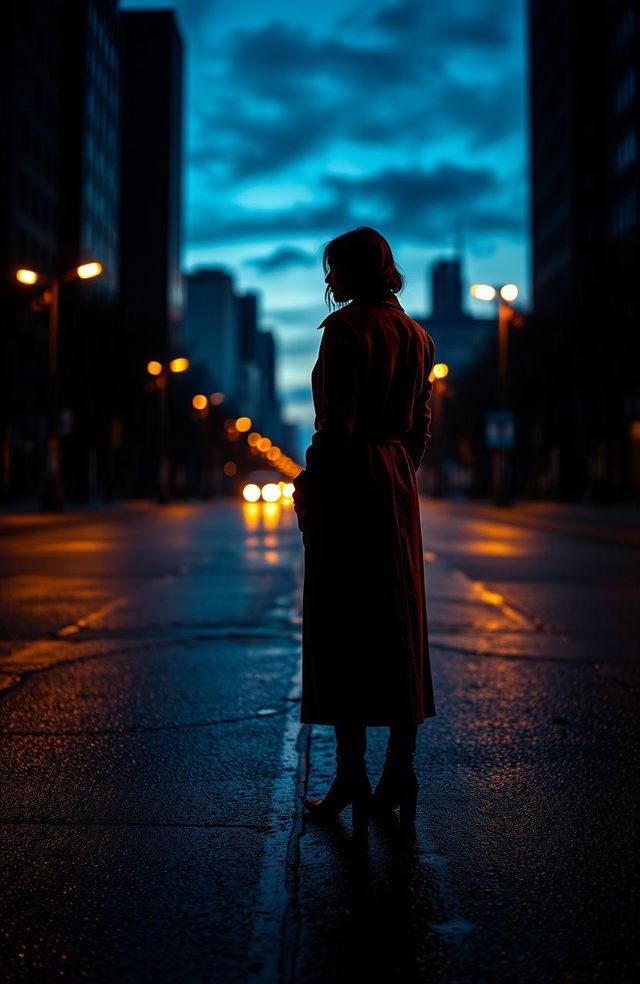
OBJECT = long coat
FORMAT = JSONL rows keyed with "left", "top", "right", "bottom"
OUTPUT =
{"left": 293, "top": 293, "right": 437, "bottom": 726}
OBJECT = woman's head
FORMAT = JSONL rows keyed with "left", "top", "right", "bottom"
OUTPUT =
{"left": 323, "top": 227, "right": 405, "bottom": 308}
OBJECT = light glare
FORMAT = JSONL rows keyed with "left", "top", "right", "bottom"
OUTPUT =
{"left": 243, "top": 483, "right": 261, "bottom": 502}
{"left": 500, "top": 283, "right": 519, "bottom": 301}
{"left": 470, "top": 283, "right": 496, "bottom": 301}
{"left": 77, "top": 262, "right": 103, "bottom": 280}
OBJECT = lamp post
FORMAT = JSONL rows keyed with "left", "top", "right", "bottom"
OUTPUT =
{"left": 146, "top": 357, "right": 189, "bottom": 503}
{"left": 429, "top": 363, "right": 449, "bottom": 497}
{"left": 469, "top": 283, "right": 523, "bottom": 506}
{"left": 16, "top": 262, "right": 103, "bottom": 510}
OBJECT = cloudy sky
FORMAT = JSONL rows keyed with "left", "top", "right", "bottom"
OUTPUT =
{"left": 122, "top": 0, "right": 529, "bottom": 456}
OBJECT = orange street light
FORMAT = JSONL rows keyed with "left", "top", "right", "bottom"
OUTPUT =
{"left": 192, "top": 394, "right": 208, "bottom": 410}
{"left": 147, "top": 360, "right": 163, "bottom": 376}
{"left": 432, "top": 362, "right": 449, "bottom": 379}
{"left": 470, "top": 283, "right": 496, "bottom": 301}
{"left": 499, "top": 284, "right": 518, "bottom": 302}
{"left": 169, "top": 357, "right": 189, "bottom": 373}
{"left": 469, "top": 282, "right": 523, "bottom": 506}
{"left": 236, "top": 416, "right": 251, "bottom": 432}
{"left": 76, "top": 261, "right": 103, "bottom": 280}
{"left": 14, "top": 259, "right": 103, "bottom": 510}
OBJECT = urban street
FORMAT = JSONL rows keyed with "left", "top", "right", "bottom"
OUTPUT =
{"left": 0, "top": 497, "right": 637, "bottom": 982}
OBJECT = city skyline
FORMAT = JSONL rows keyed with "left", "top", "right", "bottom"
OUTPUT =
{"left": 121, "top": 0, "right": 529, "bottom": 449}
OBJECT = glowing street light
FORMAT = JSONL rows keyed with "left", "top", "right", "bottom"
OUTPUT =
{"left": 470, "top": 283, "right": 497, "bottom": 301}
{"left": 14, "top": 260, "right": 104, "bottom": 509}
{"left": 432, "top": 362, "right": 449, "bottom": 379}
{"left": 76, "top": 261, "right": 103, "bottom": 280}
{"left": 499, "top": 284, "right": 519, "bottom": 302}
{"left": 192, "top": 394, "right": 208, "bottom": 410}
{"left": 16, "top": 268, "right": 39, "bottom": 285}
{"left": 144, "top": 356, "right": 190, "bottom": 503}
{"left": 469, "top": 281, "right": 523, "bottom": 506}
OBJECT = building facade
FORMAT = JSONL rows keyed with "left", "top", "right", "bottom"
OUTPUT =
{"left": 527, "top": 0, "right": 640, "bottom": 499}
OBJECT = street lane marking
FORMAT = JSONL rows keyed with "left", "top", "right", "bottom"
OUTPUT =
{"left": 55, "top": 596, "right": 130, "bottom": 637}
{"left": 245, "top": 570, "right": 306, "bottom": 983}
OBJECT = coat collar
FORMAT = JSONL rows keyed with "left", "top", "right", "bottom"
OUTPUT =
{"left": 317, "top": 293, "right": 404, "bottom": 328}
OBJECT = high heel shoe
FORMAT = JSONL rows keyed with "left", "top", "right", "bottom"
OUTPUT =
{"left": 304, "top": 752, "right": 372, "bottom": 831}
{"left": 370, "top": 749, "right": 419, "bottom": 824}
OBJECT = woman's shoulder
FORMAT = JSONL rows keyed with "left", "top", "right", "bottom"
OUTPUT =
{"left": 317, "top": 305, "right": 356, "bottom": 331}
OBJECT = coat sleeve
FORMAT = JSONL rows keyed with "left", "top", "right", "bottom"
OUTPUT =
{"left": 403, "top": 334, "right": 436, "bottom": 471}
{"left": 303, "top": 317, "right": 361, "bottom": 482}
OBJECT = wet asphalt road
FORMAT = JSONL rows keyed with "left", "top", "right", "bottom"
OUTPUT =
{"left": 0, "top": 498, "right": 637, "bottom": 983}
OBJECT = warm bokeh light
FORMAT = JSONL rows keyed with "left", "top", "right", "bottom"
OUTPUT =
{"left": 499, "top": 283, "right": 519, "bottom": 302}
{"left": 282, "top": 482, "right": 295, "bottom": 498}
{"left": 247, "top": 432, "right": 261, "bottom": 446}
{"left": 147, "top": 360, "right": 163, "bottom": 376}
{"left": 433, "top": 363, "right": 449, "bottom": 379}
{"left": 16, "top": 268, "right": 39, "bottom": 285}
{"left": 169, "top": 357, "right": 189, "bottom": 373}
{"left": 470, "top": 283, "right": 497, "bottom": 301}
{"left": 76, "top": 261, "right": 103, "bottom": 280}
{"left": 209, "top": 391, "right": 225, "bottom": 405}
{"left": 223, "top": 461, "right": 237, "bottom": 476}
{"left": 236, "top": 416, "right": 251, "bottom": 432}
{"left": 266, "top": 446, "right": 281, "bottom": 460}
{"left": 261, "top": 483, "right": 281, "bottom": 502}
{"left": 192, "top": 394, "right": 208, "bottom": 410}
{"left": 257, "top": 437, "right": 272, "bottom": 452}
{"left": 242, "top": 483, "right": 261, "bottom": 502}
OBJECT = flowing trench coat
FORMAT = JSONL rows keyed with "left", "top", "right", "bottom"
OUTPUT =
{"left": 293, "top": 293, "right": 437, "bottom": 726}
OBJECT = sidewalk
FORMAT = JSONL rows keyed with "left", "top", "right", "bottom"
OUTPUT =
{"left": 295, "top": 544, "right": 638, "bottom": 982}
{"left": 433, "top": 497, "right": 640, "bottom": 549}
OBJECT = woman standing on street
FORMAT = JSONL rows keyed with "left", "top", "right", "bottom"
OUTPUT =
{"left": 292, "top": 227, "right": 436, "bottom": 833}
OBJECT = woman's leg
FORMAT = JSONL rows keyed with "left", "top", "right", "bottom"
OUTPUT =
{"left": 334, "top": 721, "right": 368, "bottom": 768}
{"left": 388, "top": 718, "right": 418, "bottom": 758}
{"left": 371, "top": 717, "right": 420, "bottom": 822}
{"left": 304, "top": 722, "right": 371, "bottom": 824}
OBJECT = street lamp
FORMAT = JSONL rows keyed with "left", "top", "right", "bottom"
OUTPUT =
{"left": 145, "top": 357, "right": 190, "bottom": 503}
{"left": 428, "top": 363, "right": 450, "bottom": 497}
{"left": 470, "top": 282, "right": 523, "bottom": 505}
{"left": 15, "top": 262, "right": 103, "bottom": 510}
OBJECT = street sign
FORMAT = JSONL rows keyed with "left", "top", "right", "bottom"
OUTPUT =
{"left": 486, "top": 410, "right": 515, "bottom": 449}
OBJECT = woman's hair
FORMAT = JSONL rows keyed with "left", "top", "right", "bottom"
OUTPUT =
{"left": 323, "top": 226, "right": 405, "bottom": 309}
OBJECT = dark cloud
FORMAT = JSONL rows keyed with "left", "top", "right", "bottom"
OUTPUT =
{"left": 188, "top": 161, "right": 525, "bottom": 246}
{"left": 368, "top": 0, "right": 511, "bottom": 47}
{"left": 189, "top": 3, "right": 524, "bottom": 183}
{"left": 244, "top": 246, "right": 318, "bottom": 273}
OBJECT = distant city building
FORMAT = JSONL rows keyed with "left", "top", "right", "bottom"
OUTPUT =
{"left": 236, "top": 292, "right": 262, "bottom": 419}
{"left": 412, "top": 257, "right": 495, "bottom": 375}
{"left": 0, "top": 0, "right": 120, "bottom": 501}
{"left": 255, "top": 328, "right": 285, "bottom": 446}
{"left": 184, "top": 269, "right": 239, "bottom": 401}
{"left": 183, "top": 274, "right": 290, "bottom": 450}
{"left": 528, "top": 0, "right": 640, "bottom": 498}
{"left": 120, "top": 9, "right": 184, "bottom": 363}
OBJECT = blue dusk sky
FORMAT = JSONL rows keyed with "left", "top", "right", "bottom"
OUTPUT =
{"left": 122, "top": 0, "right": 530, "bottom": 455}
